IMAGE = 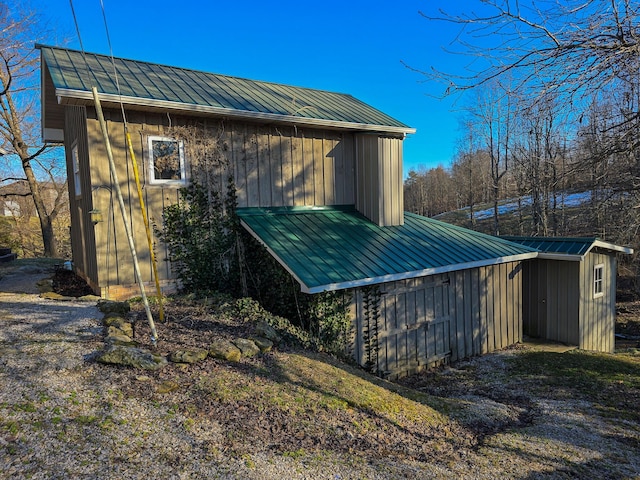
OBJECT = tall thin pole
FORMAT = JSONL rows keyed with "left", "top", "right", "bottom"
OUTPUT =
{"left": 91, "top": 87, "right": 158, "bottom": 345}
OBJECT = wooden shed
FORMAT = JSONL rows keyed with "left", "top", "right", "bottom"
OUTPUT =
{"left": 239, "top": 207, "right": 538, "bottom": 378}
{"left": 503, "top": 237, "right": 633, "bottom": 353}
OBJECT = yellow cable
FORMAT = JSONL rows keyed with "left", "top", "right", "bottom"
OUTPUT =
{"left": 125, "top": 130, "right": 165, "bottom": 322}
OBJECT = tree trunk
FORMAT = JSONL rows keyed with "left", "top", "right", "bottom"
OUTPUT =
{"left": 22, "top": 158, "right": 58, "bottom": 257}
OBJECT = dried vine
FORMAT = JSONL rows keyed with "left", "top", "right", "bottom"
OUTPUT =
{"left": 362, "top": 285, "right": 382, "bottom": 374}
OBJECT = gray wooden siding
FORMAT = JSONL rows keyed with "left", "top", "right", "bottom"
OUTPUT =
{"left": 350, "top": 262, "right": 523, "bottom": 378}
{"left": 522, "top": 259, "right": 580, "bottom": 345}
{"left": 580, "top": 252, "right": 616, "bottom": 353}
{"left": 64, "top": 106, "right": 98, "bottom": 289}
{"left": 355, "top": 135, "right": 404, "bottom": 226}
{"left": 84, "top": 109, "right": 357, "bottom": 290}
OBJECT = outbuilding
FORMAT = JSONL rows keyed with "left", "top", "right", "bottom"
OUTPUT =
{"left": 38, "top": 45, "right": 633, "bottom": 379}
{"left": 503, "top": 237, "right": 633, "bottom": 353}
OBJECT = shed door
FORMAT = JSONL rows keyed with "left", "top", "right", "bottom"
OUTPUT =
{"left": 377, "top": 279, "right": 451, "bottom": 376}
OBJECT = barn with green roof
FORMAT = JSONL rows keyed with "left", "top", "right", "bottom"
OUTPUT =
{"left": 39, "top": 45, "right": 631, "bottom": 378}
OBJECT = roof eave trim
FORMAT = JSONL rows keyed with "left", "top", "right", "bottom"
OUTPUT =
{"left": 303, "top": 252, "right": 539, "bottom": 294}
{"left": 592, "top": 240, "right": 634, "bottom": 255}
{"left": 536, "top": 253, "right": 584, "bottom": 261}
{"left": 55, "top": 88, "right": 416, "bottom": 135}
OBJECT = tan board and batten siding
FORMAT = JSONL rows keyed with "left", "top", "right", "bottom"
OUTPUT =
{"left": 67, "top": 107, "right": 374, "bottom": 295}
{"left": 581, "top": 251, "right": 617, "bottom": 352}
{"left": 350, "top": 262, "right": 523, "bottom": 379}
{"left": 521, "top": 251, "right": 617, "bottom": 353}
{"left": 64, "top": 106, "right": 97, "bottom": 288}
{"left": 355, "top": 135, "right": 404, "bottom": 226}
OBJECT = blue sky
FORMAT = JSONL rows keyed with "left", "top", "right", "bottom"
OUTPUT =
{"left": 33, "top": 0, "right": 474, "bottom": 176}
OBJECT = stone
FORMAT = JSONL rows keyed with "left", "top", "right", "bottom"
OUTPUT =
{"left": 251, "top": 336, "right": 273, "bottom": 353}
{"left": 107, "top": 323, "right": 134, "bottom": 339}
{"left": 232, "top": 338, "right": 260, "bottom": 358}
{"left": 103, "top": 314, "right": 129, "bottom": 328}
{"left": 169, "top": 349, "right": 209, "bottom": 364}
{"left": 156, "top": 380, "right": 180, "bottom": 393}
{"left": 96, "top": 344, "right": 167, "bottom": 370}
{"left": 104, "top": 331, "right": 135, "bottom": 346}
{"left": 97, "top": 299, "right": 130, "bottom": 315}
{"left": 255, "top": 321, "right": 282, "bottom": 345}
{"left": 209, "top": 339, "right": 242, "bottom": 362}
{"left": 40, "top": 291, "right": 73, "bottom": 301}
{"left": 78, "top": 294, "right": 101, "bottom": 302}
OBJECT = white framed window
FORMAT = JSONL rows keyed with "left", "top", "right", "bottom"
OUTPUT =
{"left": 147, "top": 136, "right": 186, "bottom": 185}
{"left": 71, "top": 143, "right": 81, "bottom": 197}
{"left": 594, "top": 264, "right": 604, "bottom": 298}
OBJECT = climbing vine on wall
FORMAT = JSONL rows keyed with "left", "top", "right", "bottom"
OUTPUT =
{"left": 362, "top": 285, "right": 382, "bottom": 373}
{"left": 156, "top": 123, "right": 352, "bottom": 355}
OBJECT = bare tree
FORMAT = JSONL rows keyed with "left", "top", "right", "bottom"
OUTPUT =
{"left": 0, "top": 2, "right": 65, "bottom": 257}
{"left": 421, "top": 1, "right": 640, "bottom": 108}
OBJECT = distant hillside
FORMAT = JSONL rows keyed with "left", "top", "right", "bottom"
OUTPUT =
{"left": 433, "top": 191, "right": 597, "bottom": 237}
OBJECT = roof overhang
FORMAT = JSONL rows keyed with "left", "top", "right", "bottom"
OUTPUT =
{"left": 54, "top": 88, "right": 416, "bottom": 136}
{"left": 240, "top": 226, "right": 538, "bottom": 293}
{"left": 238, "top": 206, "right": 540, "bottom": 294}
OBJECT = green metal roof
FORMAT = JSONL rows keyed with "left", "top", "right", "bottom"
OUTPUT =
{"left": 238, "top": 206, "right": 539, "bottom": 293}
{"left": 501, "top": 236, "right": 633, "bottom": 260}
{"left": 38, "top": 45, "right": 414, "bottom": 135}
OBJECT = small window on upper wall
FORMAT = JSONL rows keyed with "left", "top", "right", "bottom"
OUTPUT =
{"left": 148, "top": 136, "right": 186, "bottom": 185}
{"left": 594, "top": 264, "right": 604, "bottom": 298}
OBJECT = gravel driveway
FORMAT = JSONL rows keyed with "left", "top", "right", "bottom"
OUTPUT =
{"left": 1, "top": 263, "right": 639, "bottom": 479}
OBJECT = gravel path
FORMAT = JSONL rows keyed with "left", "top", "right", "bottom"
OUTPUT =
{"left": 1, "top": 264, "right": 639, "bottom": 479}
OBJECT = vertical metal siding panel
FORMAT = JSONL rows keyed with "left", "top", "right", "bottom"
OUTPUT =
{"left": 313, "top": 133, "right": 324, "bottom": 205}
{"left": 291, "top": 130, "right": 304, "bottom": 206}
{"left": 333, "top": 134, "right": 345, "bottom": 204}
{"left": 567, "top": 261, "right": 580, "bottom": 346}
{"left": 245, "top": 125, "right": 260, "bottom": 207}
{"left": 514, "top": 263, "right": 523, "bottom": 342}
{"left": 582, "top": 254, "right": 593, "bottom": 351}
{"left": 522, "top": 262, "right": 533, "bottom": 337}
{"left": 269, "top": 129, "right": 284, "bottom": 207}
{"left": 393, "top": 138, "right": 403, "bottom": 225}
{"left": 369, "top": 136, "right": 379, "bottom": 223}
{"left": 352, "top": 288, "right": 364, "bottom": 367}
{"left": 499, "top": 263, "right": 508, "bottom": 348}
{"left": 379, "top": 295, "right": 389, "bottom": 374}
{"left": 232, "top": 123, "right": 248, "bottom": 208}
{"left": 479, "top": 266, "right": 489, "bottom": 354}
{"left": 486, "top": 265, "right": 496, "bottom": 351}
{"left": 379, "top": 137, "right": 390, "bottom": 226}
{"left": 257, "top": 126, "right": 272, "bottom": 207}
{"left": 86, "top": 113, "right": 121, "bottom": 287}
{"left": 354, "top": 136, "right": 363, "bottom": 214}
{"left": 454, "top": 272, "right": 466, "bottom": 359}
{"left": 65, "top": 106, "right": 97, "bottom": 287}
{"left": 578, "top": 260, "right": 587, "bottom": 350}
{"left": 386, "top": 286, "right": 398, "bottom": 373}
{"left": 342, "top": 133, "right": 356, "bottom": 205}
{"left": 463, "top": 270, "right": 473, "bottom": 357}
{"left": 504, "top": 263, "right": 513, "bottom": 345}
{"left": 323, "top": 133, "right": 336, "bottom": 205}
{"left": 608, "top": 255, "right": 617, "bottom": 352}
{"left": 280, "top": 131, "right": 294, "bottom": 206}
{"left": 471, "top": 268, "right": 481, "bottom": 355}
{"left": 111, "top": 115, "right": 150, "bottom": 286}
{"left": 303, "top": 133, "right": 315, "bottom": 206}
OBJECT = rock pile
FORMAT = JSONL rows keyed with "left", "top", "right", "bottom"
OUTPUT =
{"left": 94, "top": 300, "right": 279, "bottom": 370}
